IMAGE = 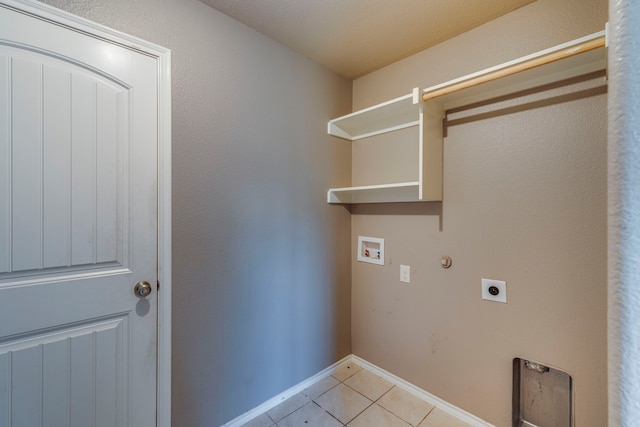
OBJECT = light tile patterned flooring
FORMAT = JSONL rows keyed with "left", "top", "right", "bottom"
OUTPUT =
{"left": 241, "top": 361, "right": 472, "bottom": 427}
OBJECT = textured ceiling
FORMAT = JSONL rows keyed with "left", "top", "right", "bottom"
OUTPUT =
{"left": 200, "top": 0, "right": 536, "bottom": 79}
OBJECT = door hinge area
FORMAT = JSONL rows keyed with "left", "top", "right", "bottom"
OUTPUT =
{"left": 157, "top": 280, "right": 160, "bottom": 291}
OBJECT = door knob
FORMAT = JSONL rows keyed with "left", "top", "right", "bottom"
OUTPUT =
{"left": 134, "top": 281, "right": 152, "bottom": 297}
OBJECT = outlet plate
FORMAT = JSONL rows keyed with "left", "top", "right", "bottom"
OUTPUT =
{"left": 482, "top": 278, "right": 507, "bottom": 303}
{"left": 400, "top": 265, "right": 411, "bottom": 283}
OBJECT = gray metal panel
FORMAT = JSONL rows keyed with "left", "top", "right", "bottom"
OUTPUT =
{"left": 513, "top": 358, "right": 572, "bottom": 427}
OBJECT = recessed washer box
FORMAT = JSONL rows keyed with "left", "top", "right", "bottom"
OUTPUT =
{"left": 357, "top": 236, "right": 384, "bottom": 265}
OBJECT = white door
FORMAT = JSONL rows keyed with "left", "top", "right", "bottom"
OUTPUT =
{"left": 0, "top": 3, "right": 159, "bottom": 426}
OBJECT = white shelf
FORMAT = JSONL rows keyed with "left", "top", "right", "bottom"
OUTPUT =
{"left": 328, "top": 89, "right": 422, "bottom": 140}
{"left": 327, "top": 182, "right": 421, "bottom": 204}
{"left": 326, "top": 30, "right": 607, "bottom": 205}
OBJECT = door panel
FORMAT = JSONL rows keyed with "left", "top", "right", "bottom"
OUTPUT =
{"left": 0, "top": 315, "right": 128, "bottom": 426}
{"left": 8, "top": 57, "right": 41, "bottom": 272}
{"left": 0, "top": 48, "right": 129, "bottom": 276}
{"left": 0, "top": 56, "right": 7, "bottom": 273}
{"left": 42, "top": 65, "right": 72, "bottom": 269}
{"left": 0, "top": 4, "right": 158, "bottom": 426}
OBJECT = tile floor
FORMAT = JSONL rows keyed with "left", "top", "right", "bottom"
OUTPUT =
{"left": 241, "top": 361, "right": 472, "bottom": 427}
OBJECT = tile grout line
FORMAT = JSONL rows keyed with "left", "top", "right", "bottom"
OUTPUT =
{"left": 332, "top": 365, "right": 398, "bottom": 426}
{"left": 337, "top": 369, "right": 426, "bottom": 427}
{"left": 335, "top": 368, "right": 372, "bottom": 426}
{"left": 316, "top": 400, "right": 347, "bottom": 427}
{"left": 376, "top": 384, "right": 433, "bottom": 426}
{"left": 319, "top": 368, "right": 364, "bottom": 426}
{"left": 339, "top": 368, "right": 405, "bottom": 426}
{"left": 418, "top": 405, "right": 437, "bottom": 426}
{"left": 330, "top": 372, "right": 373, "bottom": 426}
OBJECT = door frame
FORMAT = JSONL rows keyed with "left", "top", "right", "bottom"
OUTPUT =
{"left": 1, "top": 1, "right": 172, "bottom": 425}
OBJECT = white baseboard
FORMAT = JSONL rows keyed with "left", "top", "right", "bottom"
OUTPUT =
{"left": 350, "top": 355, "right": 494, "bottom": 427}
{"left": 221, "top": 355, "right": 352, "bottom": 427}
{"left": 221, "top": 354, "right": 494, "bottom": 427}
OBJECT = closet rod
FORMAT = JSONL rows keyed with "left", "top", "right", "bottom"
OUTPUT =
{"left": 422, "top": 35, "right": 606, "bottom": 102}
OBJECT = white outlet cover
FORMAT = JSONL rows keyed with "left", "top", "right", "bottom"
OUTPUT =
{"left": 400, "top": 265, "right": 410, "bottom": 283}
{"left": 481, "top": 278, "right": 507, "bottom": 303}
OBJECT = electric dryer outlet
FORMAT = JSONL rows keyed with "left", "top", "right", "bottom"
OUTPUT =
{"left": 481, "top": 278, "right": 507, "bottom": 303}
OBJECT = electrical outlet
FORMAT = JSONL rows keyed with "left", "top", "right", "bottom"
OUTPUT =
{"left": 482, "top": 278, "right": 507, "bottom": 303}
{"left": 400, "top": 265, "right": 411, "bottom": 283}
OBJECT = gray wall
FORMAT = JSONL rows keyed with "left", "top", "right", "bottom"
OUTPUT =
{"left": 38, "top": 0, "right": 353, "bottom": 425}
{"left": 350, "top": 0, "right": 608, "bottom": 426}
